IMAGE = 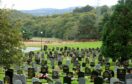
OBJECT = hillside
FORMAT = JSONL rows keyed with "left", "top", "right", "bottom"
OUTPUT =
{"left": 20, "top": 7, "right": 76, "bottom": 16}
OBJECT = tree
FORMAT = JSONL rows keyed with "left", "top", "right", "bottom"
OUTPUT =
{"left": 0, "top": 9, "right": 23, "bottom": 68}
{"left": 101, "top": 0, "right": 132, "bottom": 62}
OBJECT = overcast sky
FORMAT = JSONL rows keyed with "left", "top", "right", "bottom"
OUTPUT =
{"left": 0, "top": 0, "right": 118, "bottom": 10}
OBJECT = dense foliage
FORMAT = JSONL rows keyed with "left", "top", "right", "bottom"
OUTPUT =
{"left": 0, "top": 9, "right": 23, "bottom": 68}
{"left": 8, "top": 5, "right": 112, "bottom": 40}
{"left": 101, "top": 0, "right": 132, "bottom": 61}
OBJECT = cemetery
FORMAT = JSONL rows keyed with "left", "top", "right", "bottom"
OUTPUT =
{"left": 0, "top": 44, "right": 132, "bottom": 84}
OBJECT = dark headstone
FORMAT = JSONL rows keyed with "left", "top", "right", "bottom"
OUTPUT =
{"left": 103, "top": 70, "right": 111, "bottom": 82}
{"left": 117, "top": 69, "right": 126, "bottom": 81}
{"left": 77, "top": 71, "right": 85, "bottom": 78}
{"left": 4, "top": 76, "right": 10, "bottom": 84}
{"left": 85, "top": 67, "right": 91, "bottom": 76}
{"left": 94, "top": 76, "right": 103, "bottom": 84}
{"left": 52, "top": 71, "right": 59, "bottom": 79}
{"left": 63, "top": 76, "right": 72, "bottom": 84}
{"left": 91, "top": 70, "right": 99, "bottom": 82}
{"left": 82, "top": 62, "right": 86, "bottom": 67}
{"left": 28, "top": 68, "right": 35, "bottom": 79}
{"left": 5, "top": 69, "right": 13, "bottom": 84}
{"left": 40, "top": 65, "right": 48, "bottom": 74}
{"left": 90, "top": 62, "right": 95, "bottom": 67}
{"left": 63, "top": 65, "right": 69, "bottom": 73}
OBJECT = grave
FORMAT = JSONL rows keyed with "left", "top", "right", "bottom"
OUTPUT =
{"left": 85, "top": 67, "right": 91, "bottom": 76}
{"left": 90, "top": 62, "right": 95, "bottom": 67}
{"left": 52, "top": 71, "right": 59, "bottom": 79}
{"left": 40, "top": 65, "right": 48, "bottom": 74}
{"left": 117, "top": 69, "right": 126, "bottom": 81}
{"left": 63, "top": 65, "right": 69, "bottom": 74}
{"left": 5, "top": 69, "right": 13, "bottom": 84}
{"left": 94, "top": 76, "right": 103, "bottom": 84}
{"left": 91, "top": 70, "right": 99, "bottom": 82}
{"left": 82, "top": 62, "right": 86, "bottom": 67}
{"left": 4, "top": 76, "right": 10, "bottom": 84}
{"left": 103, "top": 70, "right": 111, "bottom": 83}
{"left": 28, "top": 68, "right": 35, "bottom": 79}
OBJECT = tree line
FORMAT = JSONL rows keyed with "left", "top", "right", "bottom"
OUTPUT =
{"left": 9, "top": 5, "right": 113, "bottom": 40}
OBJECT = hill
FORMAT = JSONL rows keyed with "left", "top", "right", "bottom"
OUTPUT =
{"left": 20, "top": 7, "right": 76, "bottom": 16}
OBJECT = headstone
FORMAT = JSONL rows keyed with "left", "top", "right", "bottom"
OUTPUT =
{"left": 82, "top": 62, "right": 86, "bottom": 67}
{"left": 77, "top": 71, "right": 85, "bottom": 78}
{"left": 96, "top": 69, "right": 102, "bottom": 76}
{"left": 103, "top": 70, "right": 111, "bottom": 82}
{"left": 117, "top": 69, "right": 126, "bottom": 81}
{"left": 78, "top": 77, "right": 85, "bottom": 84}
{"left": 94, "top": 76, "right": 103, "bottom": 84}
{"left": 5, "top": 69, "right": 13, "bottom": 84}
{"left": 85, "top": 67, "right": 91, "bottom": 76}
{"left": 40, "top": 65, "right": 48, "bottom": 74}
{"left": 63, "top": 76, "right": 72, "bottom": 84}
{"left": 0, "top": 80, "right": 3, "bottom": 84}
{"left": 14, "top": 80, "right": 22, "bottom": 84}
{"left": 95, "top": 64, "right": 101, "bottom": 70}
{"left": 90, "top": 62, "right": 95, "bottom": 67}
{"left": 63, "top": 65, "right": 69, "bottom": 73}
{"left": 91, "top": 70, "right": 99, "bottom": 82}
{"left": 52, "top": 71, "right": 59, "bottom": 79}
{"left": 125, "top": 68, "right": 132, "bottom": 84}
{"left": 28, "top": 68, "right": 35, "bottom": 79}
{"left": 4, "top": 76, "right": 10, "bottom": 84}
{"left": 67, "top": 72, "right": 73, "bottom": 78}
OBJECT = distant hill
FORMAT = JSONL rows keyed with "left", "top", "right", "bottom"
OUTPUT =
{"left": 20, "top": 7, "right": 76, "bottom": 16}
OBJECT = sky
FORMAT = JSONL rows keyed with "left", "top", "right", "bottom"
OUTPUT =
{"left": 0, "top": 0, "right": 118, "bottom": 10}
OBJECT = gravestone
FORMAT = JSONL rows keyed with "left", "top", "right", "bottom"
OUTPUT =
{"left": 77, "top": 71, "right": 85, "bottom": 78}
{"left": 103, "top": 70, "right": 111, "bottom": 83}
{"left": 94, "top": 76, "right": 103, "bottom": 84}
{"left": 28, "top": 68, "right": 35, "bottom": 79}
{"left": 85, "top": 67, "right": 91, "bottom": 76}
{"left": 5, "top": 69, "right": 13, "bottom": 84}
{"left": 117, "top": 69, "right": 126, "bottom": 81}
{"left": 78, "top": 77, "right": 85, "bottom": 84}
{"left": 125, "top": 68, "right": 132, "bottom": 84}
{"left": 52, "top": 71, "right": 59, "bottom": 79}
{"left": 91, "top": 70, "right": 99, "bottom": 82}
{"left": 90, "top": 62, "right": 95, "bottom": 67}
{"left": 96, "top": 69, "right": 102, "bottom": 76}
{"left": 63, "top": 65, "right": 69, "bottom": 73}
{"left": 0, "top": 80, "right": 3, "bottom": 84}
{"left": 95, "top": 64, "right": 101, "bottom": 70}
{"left": 4, "top": 76, "right": 10, "bottom": 84}
{"left": 40, "top": 65, "right": 48, "bottom": 74}
{"left": 123, "top": 60, "right": 129, "bottom": 68}
{"left": 63, "top": 75, "right": 72, "bottom": 84}
{"left": 82, "top": 62, "right": 86, "bottom": 67}
{"left": 67, "top": 72, "right": 73, "bottom": 78}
